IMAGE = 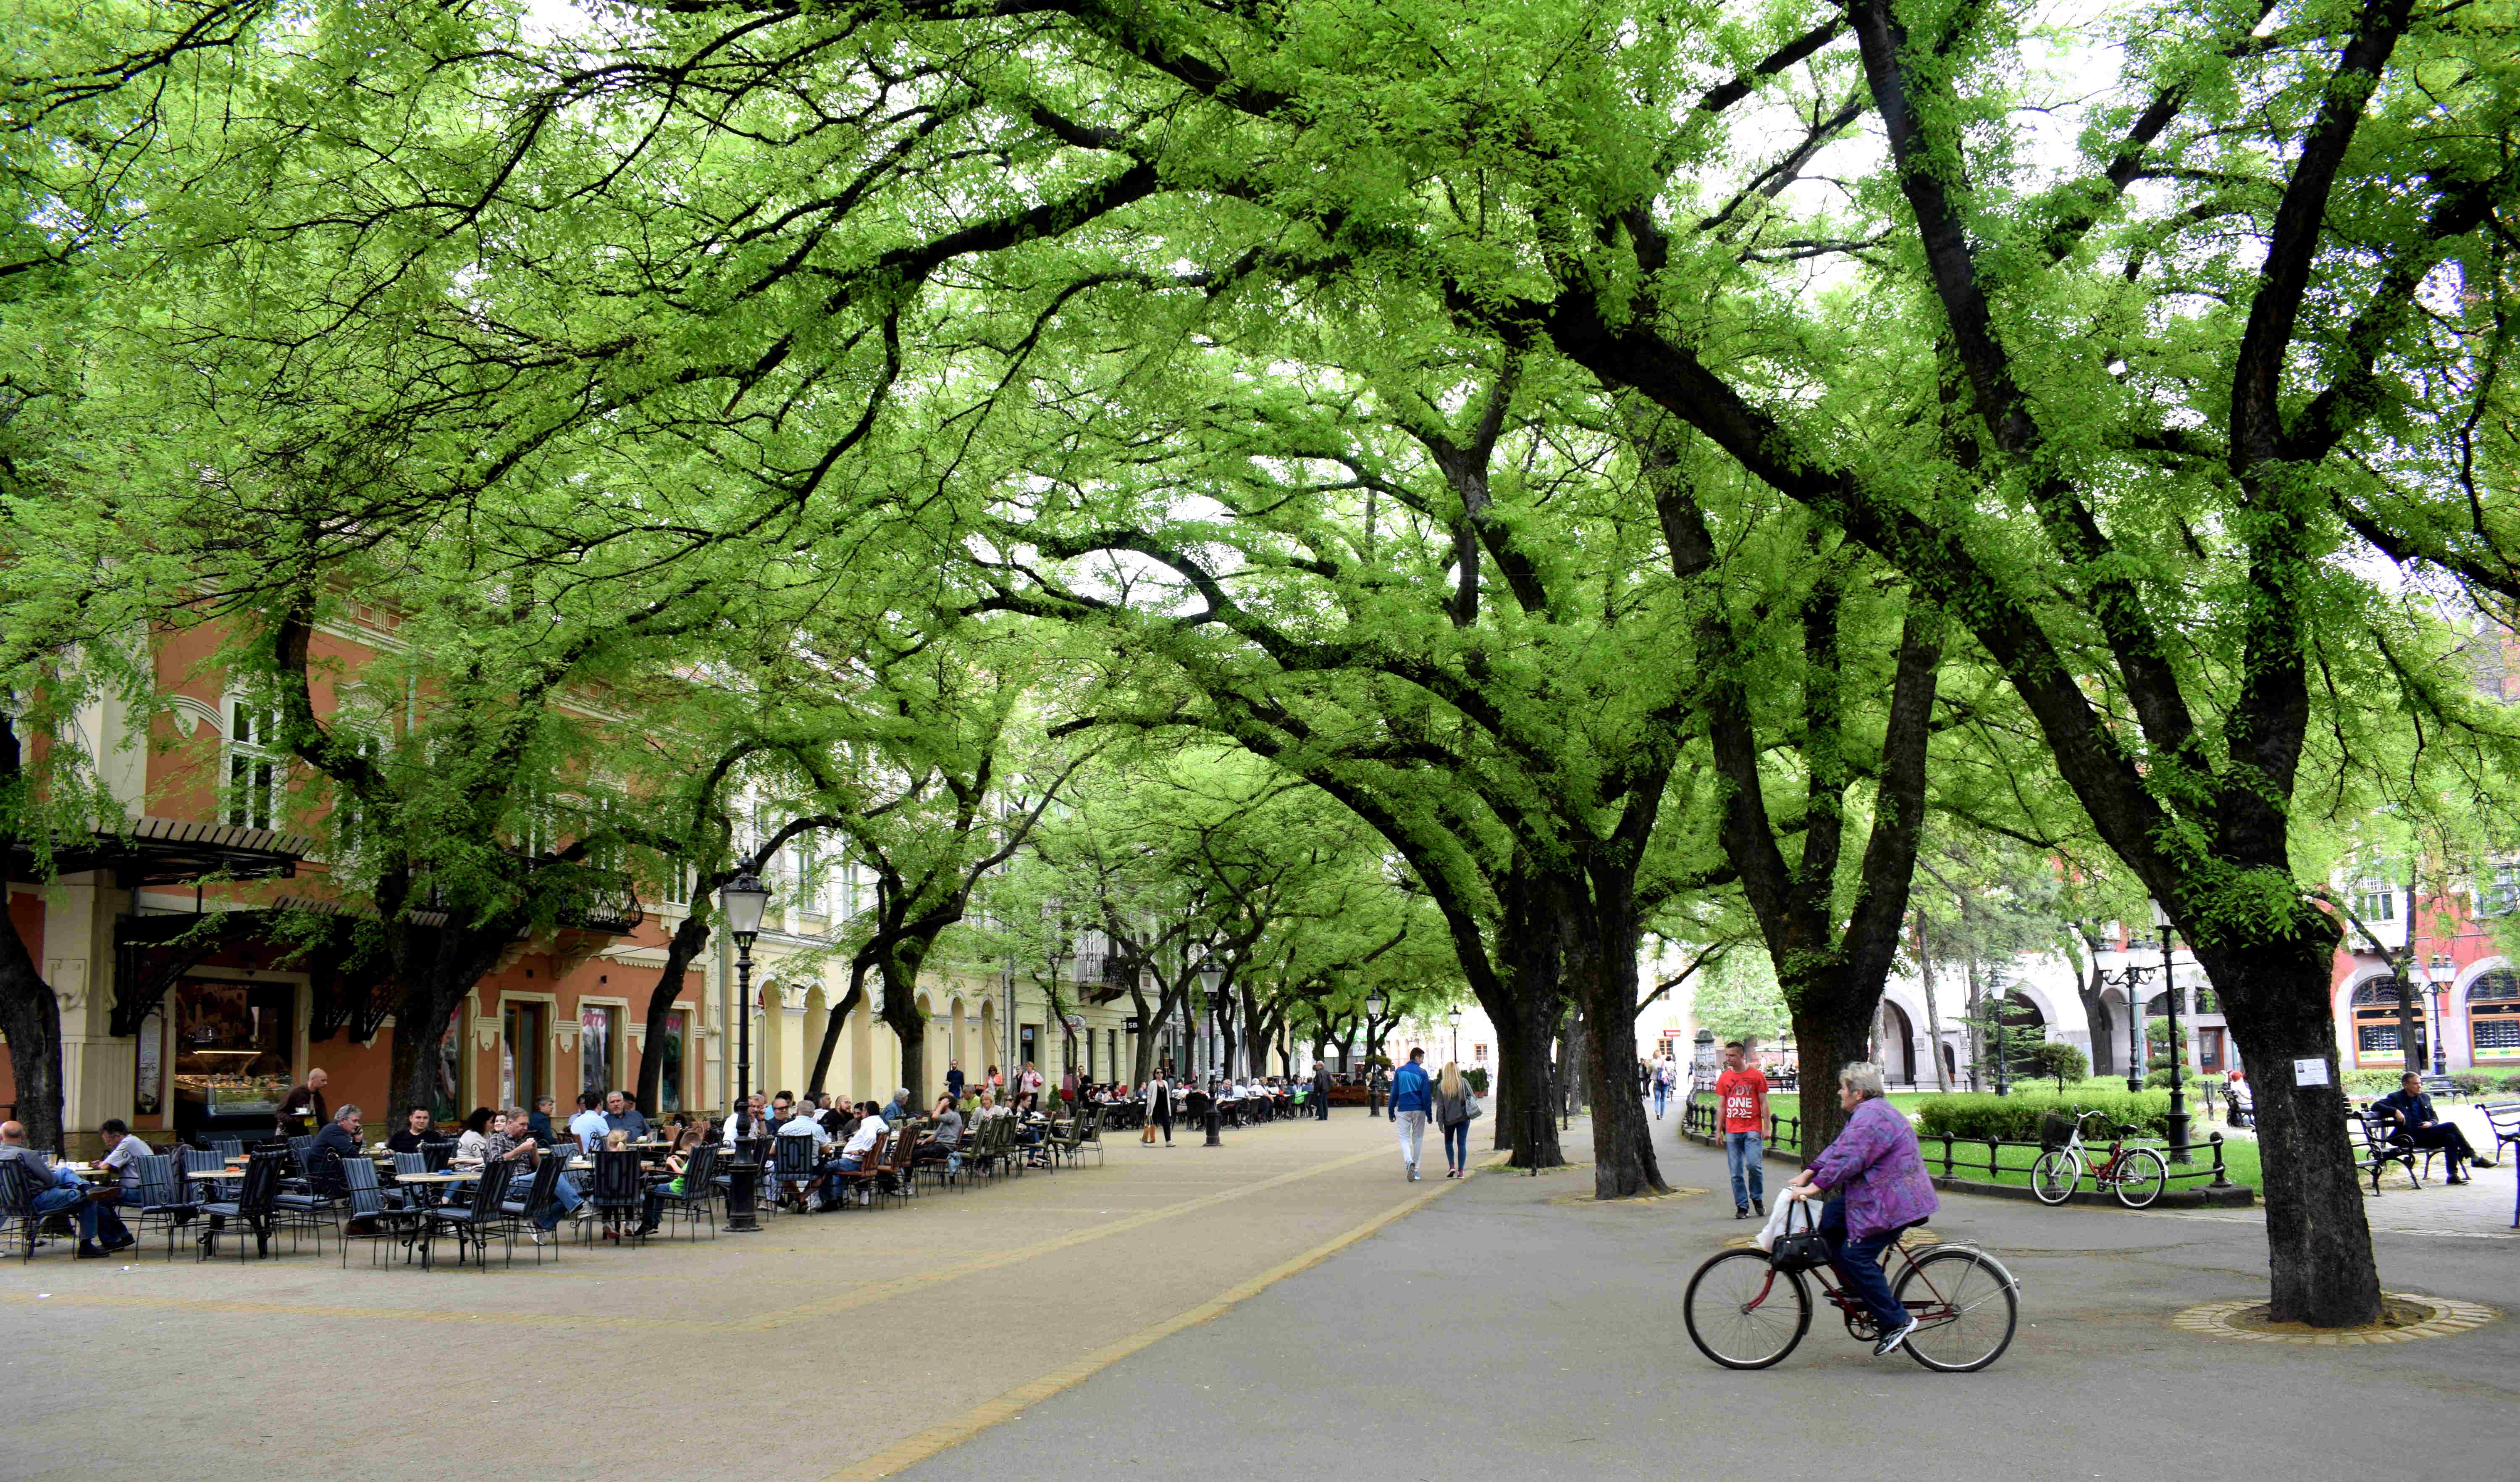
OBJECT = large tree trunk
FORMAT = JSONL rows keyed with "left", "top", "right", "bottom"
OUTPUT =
{"left": 2202, "top": 932, "right": 2381, "bottom": 1327}
{"left": 637, "top": 912, "right": 710, "bottom": 1111}
{"left": 876, "top": 935, "right": 936, "bottom": 1103}
{"left": 1788, "top": 982, "right": 1877, "bottom": 1157}
{"left": 0, "top": 903, "right": 65, "bottom": 1151}
{"left": 388, "top": 925, "right": 508, "bottom": 1119}
{"left": 1564, "top": 872, "right": 1666, "bottom": 1197}
{"left": 1487, "top": 997, "right": 1565, "bottom": 1167}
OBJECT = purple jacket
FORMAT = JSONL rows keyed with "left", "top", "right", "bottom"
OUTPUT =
{"left": 1806, "top": 1096, "right": 1938, "bottom": 1239}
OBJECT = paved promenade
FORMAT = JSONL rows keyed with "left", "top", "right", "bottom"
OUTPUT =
{"left": 10, "top": 1111, "right": 2512, "bottom": 1482}
{"left": 1, "top": 1112, "right": 1440, "bottom": 1482}
{"left": 889, "top": 1120, "right": 2515, "bottom": 1482}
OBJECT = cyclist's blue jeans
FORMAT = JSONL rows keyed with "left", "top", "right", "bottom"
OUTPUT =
{"left": 1723, "top": 1131, "right": 1764, "bottom": 1208}
{"left": 1817, "top": 1196, "right": 1907, "bottom": 1332}
{"left": 1653, "top": 1085, "right": 1670, "bottom": 1117}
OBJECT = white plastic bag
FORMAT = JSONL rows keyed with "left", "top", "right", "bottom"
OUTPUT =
{"left": 1753, "top": 1195, "right": 1796, "bottom": 1252}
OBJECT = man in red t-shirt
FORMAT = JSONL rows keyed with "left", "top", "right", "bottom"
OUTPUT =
{"left": 1714, "top": 1041, "right": 1769, "bottom": 1218}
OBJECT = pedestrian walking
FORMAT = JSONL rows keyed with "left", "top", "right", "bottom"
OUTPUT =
{"left": 1312, "top": 1061, "right": 1333, "bottom": 1119}
{"left": 1389, "top": 1048, "right": 1433, "bottom": 1180}
{"left": 1432, "top": 1060, "right": 1480, "bottom": 1177}
{"left": 1715, "top": 1040, "right": 1769, "bottom": 1218}
{"left": 1652, "top": 1057, "right": 1675, "bottom": 1120}
{"left": 1145, "top": 1072, "right": 1175, "bottom": 1146}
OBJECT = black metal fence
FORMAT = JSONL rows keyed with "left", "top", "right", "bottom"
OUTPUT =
{"left": 1682, "top": 1094, "right": 2239, "bottom": 1190}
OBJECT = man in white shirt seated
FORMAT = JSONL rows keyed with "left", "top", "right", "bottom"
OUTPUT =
{"left": 816, "top": 1105, "right": 888, "bottom": 1209}
{"left": 773, "top": 1105, "right": 832, "bottom": 1209}
{"left": 567, "top": 1092, "right": 611, "bottom": 1150}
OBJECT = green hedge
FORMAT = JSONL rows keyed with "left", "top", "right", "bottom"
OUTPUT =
{"left": 1916, "top": 1088, "right": 2176, "bottom": 1143}
{"left": 1463, "top": 1067, "right": 1489, "bottom": 1095}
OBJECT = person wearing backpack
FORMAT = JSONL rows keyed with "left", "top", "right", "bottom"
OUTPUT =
{"left": 1432, "top": 1061, "right": 1481, "bottom": 1178}
{"left": 1389, "top": 1048, "right": 1434, "bottom": 1181}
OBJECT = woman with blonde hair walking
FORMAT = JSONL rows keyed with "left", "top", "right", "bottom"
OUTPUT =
{"left": 1431, "top": 1061, "right": 1480, "bottom": 1178}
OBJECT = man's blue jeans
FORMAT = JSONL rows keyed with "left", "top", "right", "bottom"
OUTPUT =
{"left": 1723, "top": 1130, "right": 1765, "bottom": 1209}
{"left": 1817, "top": 1196, "right": 1908, "bottom": 1332}
{"left": 1653, "top": 1084, "right": 1670, "bottom": 1118}
{"left": 35, "top": 1185, "right": 129, "bottom": 1245}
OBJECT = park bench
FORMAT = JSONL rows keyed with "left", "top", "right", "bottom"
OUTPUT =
{"left": 2484, "top": 1103, "right": 2520, "bottom": 1228}
{"left": 2419, "top": 1074, "right": 2460, "bottom": 1103}
{"left": 2348, "top": 1110, "right": 2420, "bottom": 1193}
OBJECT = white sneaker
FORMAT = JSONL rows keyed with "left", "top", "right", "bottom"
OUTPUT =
{"left": 1872, "top": 1317, "right": 1918, "bottom": 1356}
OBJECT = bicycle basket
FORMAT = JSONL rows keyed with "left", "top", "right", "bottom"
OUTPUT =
{"left": 1768, "top": 1200, "right": 1832, "bottom": 1274}
{"left": 2038, "top": 1112, "right": 2075, "bottom": 1152}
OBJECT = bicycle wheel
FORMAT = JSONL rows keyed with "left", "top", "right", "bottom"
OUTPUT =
{"left": 1894, "top": 1248, "right": 2018, "bottom": 1372}
{"left": 2112, "top": 1147, "right": 2168, "bottom": 1208}
{"left": 1683, "top": 1248, "right": 1811, "bottom": 1369}
{"left": 2029, "top": 1150, "right": 2080, "bottom": 1205}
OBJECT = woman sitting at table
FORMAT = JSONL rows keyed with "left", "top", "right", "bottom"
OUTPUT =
{"left": 386, "top": 1106, "right": 435, "bottom": 1155}
{"left": 453, "top": 1106, "right": 496, "bottom": 1163}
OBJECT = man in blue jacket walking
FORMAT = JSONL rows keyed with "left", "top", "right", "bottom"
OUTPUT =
{"left": 1389, "top": 1048, "right": 1434, "bottom": 1181}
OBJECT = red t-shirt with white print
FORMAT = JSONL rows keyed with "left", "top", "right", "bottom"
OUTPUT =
{"left": 1715, "top": 1067, "right": 1768, "bottom": 1134}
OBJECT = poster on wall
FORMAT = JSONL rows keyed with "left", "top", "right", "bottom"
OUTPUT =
{"left": 581, "top": 1004, "right": 613, "bottom": 1097}
{"left": 135, "top": 1005, "right": 164, "bottom": 1116}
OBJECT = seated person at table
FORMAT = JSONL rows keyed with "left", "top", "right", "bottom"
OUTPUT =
{"left": 486, "top": 1107, "right": 588, "bottom": 1232}
{"left": 387, "top": 1106, "right": 435, "bottom": 1154}
{"left": 631, "top": 1125, "right": 711, "bottom": 1237}
{"left": 454, "top": 1106, "right": 496, "bottom": 1163}
{"left": 86, "top": 1117, "right": 150, "bottom": 1250}
{"left": 775, "top": 1104, "right": 832, "bottom": 1209}
{"left": 528, "top": 1096, "right": 558, "bottom": 1144}
{"left": 817, "top": 1107, "right": 888, "bottom": 1209}
{"left": 568, "top": 1091, "right": 611, "bottom": 1149}
{"left": 604, "top": 1090, "right": 652, "bottom": 1142}
{"left": 602, "top": 1128, "right": 630, "bottom": 1151}
{"left": 919, "top": 1094, "right": 964, "bottom": 1176}
{"left": 304, "top": 1104, "right": 365, "bottom": 1198}
{"left": 879, "top": 1088, "right": 912, "bottom": 1125}
{"left": 2373, "top": 1072, "right": 2494, "bottom": 1182}
{"left": 0, "top": 1120, "right": 131, "bottom": 1257}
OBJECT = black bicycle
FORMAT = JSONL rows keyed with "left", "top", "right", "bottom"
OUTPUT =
{"left": 1683, "top": 1219, "right": 2019, "bottom": 1371}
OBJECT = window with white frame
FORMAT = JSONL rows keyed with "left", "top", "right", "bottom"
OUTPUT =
{"left": 2351, "top": 883, "right": 2397, "bottom": 923}
{"left": 2478, "top": 861, "right": 2520, "bottom": 918}
{"left": 226, "top": 702, "right": 283, "bottom": 830}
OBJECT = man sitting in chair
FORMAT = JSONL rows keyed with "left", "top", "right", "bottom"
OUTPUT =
{"left": 2373, "top": 1072, "right": 2494, "bottom": 1185}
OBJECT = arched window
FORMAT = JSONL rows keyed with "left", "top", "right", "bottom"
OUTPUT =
{"left": 2471, "top": 970, "right": 2520, "bottom": 1059}
{"left": 2467, "top": 969, "right": 2520, "bottom": 1004}
{"left": 2349, "top": 975, "right": 2423, "bottom": 1064}
{"left": 2352, "top": 976, "right": 2412, "bottom": 1006}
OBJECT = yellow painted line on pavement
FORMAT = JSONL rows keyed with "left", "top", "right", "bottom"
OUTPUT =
{"left": 814, "top": 1167, "right": 1474, "bottom": 1482}
{"left": 739, "top": 1145, "right": 1391, "bottom": 1330}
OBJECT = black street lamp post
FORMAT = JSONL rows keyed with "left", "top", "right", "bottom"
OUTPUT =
{"left": 2153, "top": 899, "right": 2191, "bottom": 1164}
{"left": 719, "top": 869, "right": 772, "bottom": 1232}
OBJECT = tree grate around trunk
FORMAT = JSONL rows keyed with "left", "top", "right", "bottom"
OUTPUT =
{"left": 2173, "top": 1293, "right": 2499, "bottom": 1344}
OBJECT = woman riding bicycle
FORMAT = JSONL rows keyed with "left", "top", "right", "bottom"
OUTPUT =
{"left": 1780, "top": 1062, "right": 1938, "bottom": 1357}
